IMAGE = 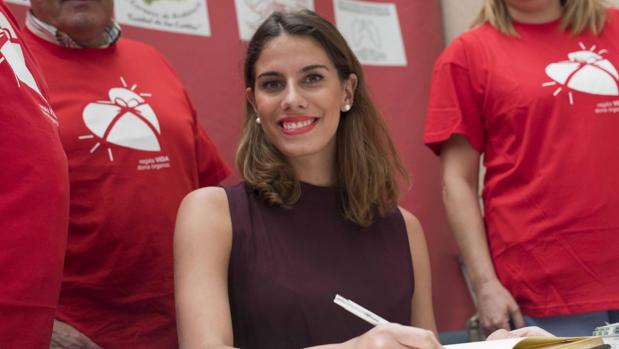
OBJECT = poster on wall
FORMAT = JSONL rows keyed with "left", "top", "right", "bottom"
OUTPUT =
{"left": 114, "top": 0, "right": 211, "bottom": 37}
{"left": 234, "top": 0, "right": 314, "bottom": 41}
{"left": 4, "top": 0, "right": 29, "bottom": 5}
{"left": 334, "top": 0, "right": 407, "bottom": 67}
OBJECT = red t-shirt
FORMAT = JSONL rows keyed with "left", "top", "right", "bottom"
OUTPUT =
{"left": 0, "top": 2, "right": 69, "bottom": 348}
{"left": 425, "top": 9, "right": 619, "bottom": 317}
{"left": 23, "top": 30, "right": 230, "bottom": 348}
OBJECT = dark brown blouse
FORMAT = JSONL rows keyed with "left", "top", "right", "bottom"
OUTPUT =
{"left": 225, "top": 182, "right": 414, "bottom": 348}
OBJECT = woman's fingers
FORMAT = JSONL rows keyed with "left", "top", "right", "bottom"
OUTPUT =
{"left": 354, "top": 324, "right": 442, "bottom": 349}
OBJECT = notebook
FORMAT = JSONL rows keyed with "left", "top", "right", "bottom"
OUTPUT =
{"left": 445, "top": 336, "right": 608, "bottom": 349}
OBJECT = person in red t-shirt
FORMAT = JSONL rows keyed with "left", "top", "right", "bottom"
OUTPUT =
{"left": 425, "top": 0, "right": 619, "bottom": 337}
{"left": 22, "top": 0, "right": 230, "bottom": 348}
{"left": 0, "top": 1, "right": 69, "bottom": 348}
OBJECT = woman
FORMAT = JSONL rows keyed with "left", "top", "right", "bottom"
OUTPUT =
{"left": 425, "top": 0, "right": 619, "bottom": 337}
{"left": 174, "top": 9, "right": 439, "bottom": 349}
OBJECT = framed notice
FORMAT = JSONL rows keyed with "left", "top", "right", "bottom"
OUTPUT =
{"left": 334, "top": 0, "right": 407, "bottom": 66}
{"left": 115, "top": 0, "right": 211, "bottom": 37}
{"left": 234, "top": 0, "right": 314, "bottom": 41}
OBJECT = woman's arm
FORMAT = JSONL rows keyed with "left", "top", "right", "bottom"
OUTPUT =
{"left": 399, "top": 208, "right": 438, "bottom": 335}
{"left": 174, "top": 187, "right": 236, "bottom": 349}
{"left": 440, "top": 135, "right": 524, "bottom": 334}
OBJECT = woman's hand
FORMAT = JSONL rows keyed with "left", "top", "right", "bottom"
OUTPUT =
{"left": 487, "top": 326, "right": 555, "bottom": 340}
{"left": 476, "top": 279, "right": 524, "bottom": 334}
{"left": 350, "top": 323, "right": 442, "bottom": 349}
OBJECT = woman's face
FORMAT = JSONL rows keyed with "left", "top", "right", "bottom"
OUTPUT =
{"left": 248, "top": 34, "right": 356, "bottom": 165}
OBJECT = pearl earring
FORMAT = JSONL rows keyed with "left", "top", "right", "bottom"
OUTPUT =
{"left": 256, "top": 117, "right": 261, "bottom": 125}
{"left": 342, "top": 104, "right": 351, "bottom": 112}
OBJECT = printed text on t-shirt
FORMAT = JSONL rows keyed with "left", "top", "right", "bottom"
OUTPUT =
{"left": 137, "top": 155, "right": 171, "bottom": 171}
{"left": 595, "top": 100, "right": 619, "bottom": 114}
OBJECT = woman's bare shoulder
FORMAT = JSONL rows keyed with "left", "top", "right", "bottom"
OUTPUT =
{"left": 176, "top": 186, "right": 231, "bottom": 243}
{"left": 182, "top": 186, "right": 227, "bottom": 207}
{"left": 397, "top": 206, "right": 423, "bottom": 238}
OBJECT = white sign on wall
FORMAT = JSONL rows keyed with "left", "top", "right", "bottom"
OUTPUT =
{"left": 234, "top": 0, "right": 314, "bottom": 41}
{"left": 4, "top": 0, "right": 29, "bottom": 5}
{"left": 115, "top": 0, "right": 211, "bottom": 37}
{"left": 334, "top": 0, "right": 407, "bottom": 67}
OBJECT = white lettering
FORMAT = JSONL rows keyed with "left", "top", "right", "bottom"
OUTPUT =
{"left": 137, "top": 155, "right": 171, "bottom": 171}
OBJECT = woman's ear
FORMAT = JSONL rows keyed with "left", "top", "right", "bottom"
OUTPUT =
{"left": 246, "top": 87, "right": 257, "bottom": 113}
{"left": 343, "top": 73, "right": 358, "bottom": 107}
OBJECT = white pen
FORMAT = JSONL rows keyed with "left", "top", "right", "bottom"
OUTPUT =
{"left": 333, "top": 294, "right": 389, "bottom": 326}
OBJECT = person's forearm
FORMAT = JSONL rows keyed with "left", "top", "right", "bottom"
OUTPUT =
{"left": 442, "top": 176, "right": 498, "bottom": 291}
{"left": 440, "top": 138, "right": 522, "bottom": 332}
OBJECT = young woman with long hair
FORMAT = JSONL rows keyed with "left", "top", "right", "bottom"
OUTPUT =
{"left": 173, "top": 10, "right": 439, "bottom": 349}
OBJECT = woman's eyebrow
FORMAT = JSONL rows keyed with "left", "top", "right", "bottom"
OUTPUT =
{"left": 256, "top": 71, "right": 282, "bottom": 79}
{"left": 301, "top": 64, "right": 329, "bottom": 72}
{"left": 256, "top": 64, "right": 329, "bottom": 79}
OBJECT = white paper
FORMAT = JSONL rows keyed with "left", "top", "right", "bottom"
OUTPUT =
{"left": 602, "top": 336, "right": 619, "bottom": 349}
{"left": 4, "top": 0, "right": 29, "bottom": 5}
{"left": 234, "top": 0, "right": 314, "bottom": 41}
{"left": 114, "top": 0, "right": 211, "bottom": 37}
{"left": 334, "top": 0, "right": 407, "bottom": 66}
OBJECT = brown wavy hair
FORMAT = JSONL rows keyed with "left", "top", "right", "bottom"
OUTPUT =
{"left": 473, "top": 0, "right": 609, "bottom": 35}
{"left": 237, "top": 10, "right": 409, "bottom": 227}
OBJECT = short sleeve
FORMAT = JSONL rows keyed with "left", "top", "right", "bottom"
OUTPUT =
{"left": 183, "top": 91, "right": 231, "bottom": 186}
{"left": 195, "top": 120, "right": 231, "bottom": 186}
{"left": 424, "top": 36, "right": 486, "bottom": 155}
{"left": 154, "top": 51, "right": 231, "bottom": 187}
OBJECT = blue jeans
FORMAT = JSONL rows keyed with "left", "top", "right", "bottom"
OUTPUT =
{"left": 525, "top": 310, "right": 619, "bottom": 337}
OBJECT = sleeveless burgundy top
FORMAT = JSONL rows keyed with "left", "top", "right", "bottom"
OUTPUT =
{"left": 225, "top": 182, "right": 414, "bottom": 348}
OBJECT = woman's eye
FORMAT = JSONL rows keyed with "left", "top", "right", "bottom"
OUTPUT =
{"left": 261, "top": 80, "right": 284, "bottom": 91}
{"left": 304, "top": 74, "right": 323, "bottom": 84}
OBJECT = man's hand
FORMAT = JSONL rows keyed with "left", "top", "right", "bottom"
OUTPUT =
{"left": 476, "top": 279, "right": 525, "bottom": 335}
{"left": 50, "top": 320, "right": 102, "bottom": 349}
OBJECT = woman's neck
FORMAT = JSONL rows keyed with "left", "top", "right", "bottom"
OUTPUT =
{"left": 289, "top": 153, "right": 336, "bottom": 187}
{"left": 507, "top": 1, "right": 562, "bottom": 24}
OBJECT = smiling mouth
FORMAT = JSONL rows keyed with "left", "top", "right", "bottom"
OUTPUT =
{"left": 279, "top": 117, "right": 318, "bottom": 135}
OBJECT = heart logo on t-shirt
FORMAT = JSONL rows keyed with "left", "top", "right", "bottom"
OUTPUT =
{"left": 0, "top": 12, "right": 44, "bottom": 98}
{"left": 0, "top": 11, "right": 59, "bottom": 126}
{"left": 80, "top": 78, "right": 160, "bottom": 161}
{"left": 543, "top": 42, "right": 619, "bottom": 104}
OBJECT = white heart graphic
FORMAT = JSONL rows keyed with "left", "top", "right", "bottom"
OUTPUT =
{"left": 82, "top": 86, "right": 161, "bottom": 152}
{"left": 0, "top": 13, "right": 43, "bottom": 97}
{"left": 545, "top": 49, "right": 619, "bottom": 97}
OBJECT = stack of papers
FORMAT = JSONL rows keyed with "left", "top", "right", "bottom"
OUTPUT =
{"left": 445, "top": 336, "right": 607, "bottom": 349}
{"left": 594, "top": 323, "right": 619, "bottom": 337}
{"left": 593, "top": 322, "right": 619, "bottom": 349}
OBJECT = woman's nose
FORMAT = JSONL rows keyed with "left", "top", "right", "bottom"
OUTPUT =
{"left": 281, "top": 83, "right": 308, "bottom": 111}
